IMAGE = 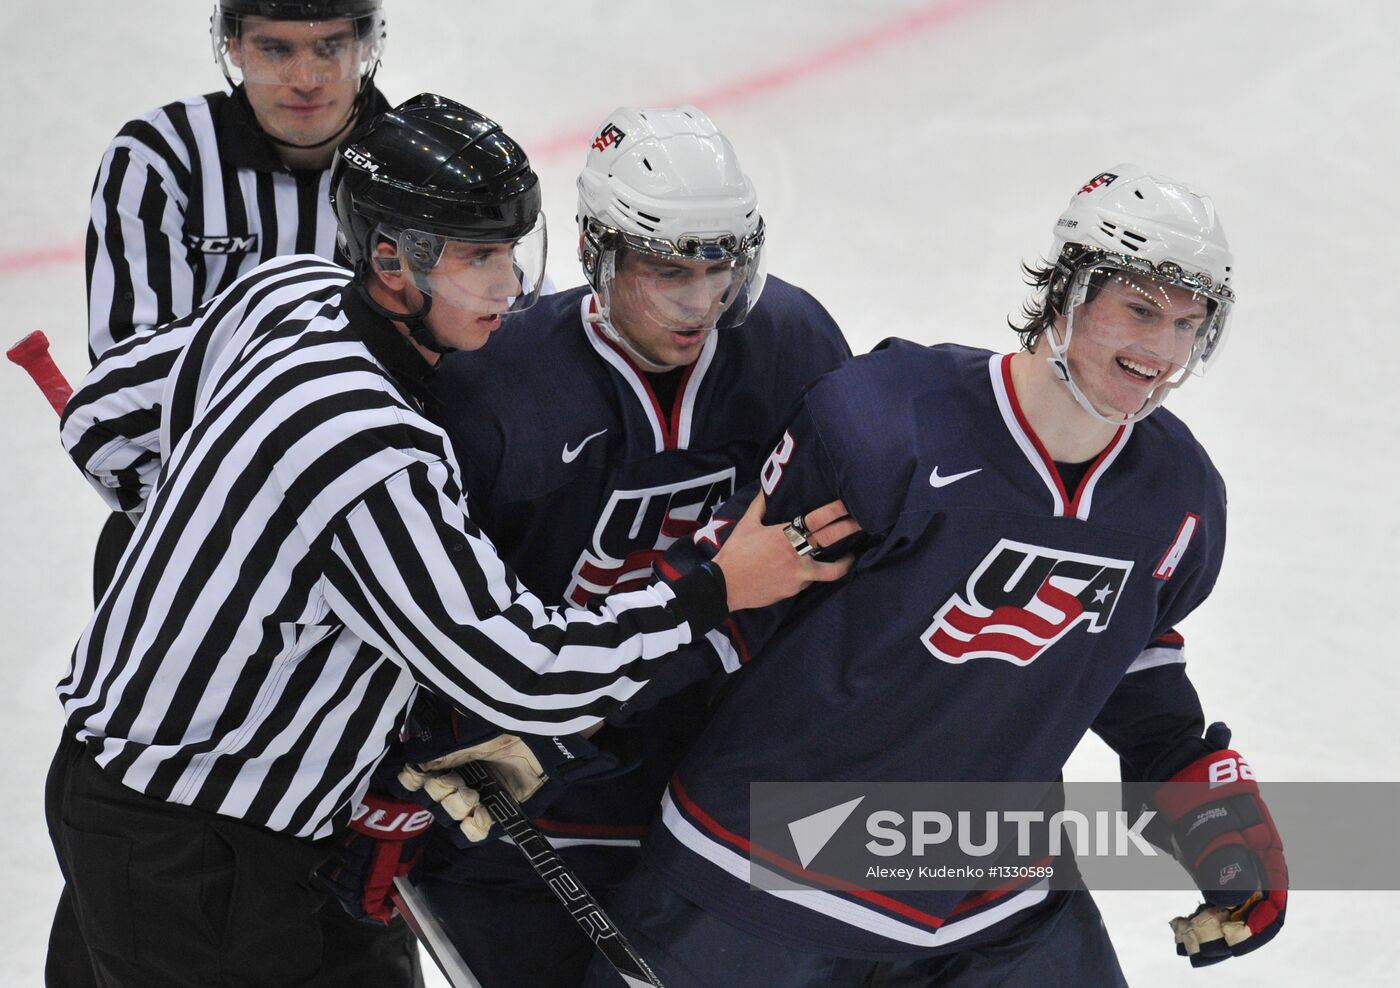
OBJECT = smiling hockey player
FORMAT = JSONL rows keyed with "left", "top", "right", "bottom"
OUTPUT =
{"left": 583, "top": 164, "right": 1288, "bottom": 987}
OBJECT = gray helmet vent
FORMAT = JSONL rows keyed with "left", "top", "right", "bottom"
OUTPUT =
{"left": 1097, "top": 219, "right": 1148, "bottom": 253}
{"left": 613, "top": 197, "right": 658, "bottom": 232}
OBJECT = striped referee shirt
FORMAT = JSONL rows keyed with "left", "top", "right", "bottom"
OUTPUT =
{"left": 85, "top": 86, "right": 389, "bottom": 361}
{"left": 59, "top": 255, "right": 726, "bottom": 839}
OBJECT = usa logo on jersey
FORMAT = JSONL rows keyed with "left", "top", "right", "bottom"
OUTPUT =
{"left": 922, "top": 539, "right": 1132, "bottom": 665}
{"left": 563, "top": 468, "right": 735, "bottom": 605}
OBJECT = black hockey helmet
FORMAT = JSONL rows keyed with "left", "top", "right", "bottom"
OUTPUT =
{"left": 216, "top": 0, "right": 383, "bottom": 27}
{"left": 332, "top": 93, "right": 543, "bottom": 268}
{"left": 331, "top": 94, "right": 548, "bottom": 349}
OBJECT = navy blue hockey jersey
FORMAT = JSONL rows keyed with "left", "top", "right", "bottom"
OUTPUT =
{"left": 646, "top": 341, "right": 1227, "bottom": 957}
{"left": 426, "top": 279, "right": 851, "bottom": 885}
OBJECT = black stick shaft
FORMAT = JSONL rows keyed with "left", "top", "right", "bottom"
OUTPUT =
{"left": 457, "top": 760, "right": 666, "bottom": 987}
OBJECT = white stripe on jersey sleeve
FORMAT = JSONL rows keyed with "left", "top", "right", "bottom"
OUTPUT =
{"left": 704, "top": 628, "right": 744, "bottom": 674}
{"left": 1124, "top": 645, "right": 1187, "bottom": 675}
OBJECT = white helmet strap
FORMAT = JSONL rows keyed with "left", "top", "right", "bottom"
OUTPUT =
{"left": 1042, "top": 319, "right": 1147, "bottom": 426}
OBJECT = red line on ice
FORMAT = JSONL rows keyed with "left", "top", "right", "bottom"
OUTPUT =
{"left": 0, "top": 0, "right": 993, "bottom": 277}
{"left": 0, "top": 243, "right": 85, "bottom": 275}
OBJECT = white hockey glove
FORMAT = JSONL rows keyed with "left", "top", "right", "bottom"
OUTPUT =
{"left": 397, "top": 735, "right": 546, "bottom": 843}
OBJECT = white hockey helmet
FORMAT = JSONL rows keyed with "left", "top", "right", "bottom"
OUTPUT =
{"left": 1044, "top": 164, "right": 1236, "bottom": 424}
{"left": 577, "top": 106, "right": 767, "bottom": 363}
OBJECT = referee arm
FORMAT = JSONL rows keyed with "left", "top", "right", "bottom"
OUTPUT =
{"left": 59, "top": 319, "right": 193, "bottom": 513}
{"left": 86, "top": 136, "right": 197, "bottom": 361}
{"left": 323, "top": 460, "right": 853, "bottom": 733}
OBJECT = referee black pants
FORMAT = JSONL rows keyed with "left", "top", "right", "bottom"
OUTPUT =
{"left": 45, "top": 735, "right": 424, "bottom": 988}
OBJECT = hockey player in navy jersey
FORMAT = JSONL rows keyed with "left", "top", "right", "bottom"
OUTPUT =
{"left": 393, "top": 106, "right": 851, "bottom": 986}
{"left": 579, "top": 165, "right": 1288, "bottom": 986}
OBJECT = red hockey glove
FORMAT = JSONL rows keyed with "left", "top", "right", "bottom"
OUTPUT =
{"left": 1152, "top": 724, "right": 1287, "bottom": 966}
{"left": 313, "top": 793, "right": 435, "bottom": 924}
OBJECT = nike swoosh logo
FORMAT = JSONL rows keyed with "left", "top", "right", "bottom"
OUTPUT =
{"left": 929, "top": 466, "right": 982, "bottom": 488}
{"left": 562, "top": 429, "right": 608, "bottom": 463}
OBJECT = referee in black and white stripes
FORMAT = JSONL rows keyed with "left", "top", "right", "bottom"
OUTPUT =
{"left": 61, "top": 3, "right": 405, "bottom": 983}
{"left": 61, "top": 5, "right": 401, "bottom": 984}
{"left": 83, "top": 0, "right": 393, "bottom": 622}
{"left": 85, "top": 0, "right": 389, "bottom": 361}
{"left": 50, "top": 95, "right": 856, "bottom": 988}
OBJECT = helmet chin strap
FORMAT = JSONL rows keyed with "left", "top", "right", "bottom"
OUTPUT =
{"left": 354, "top": 262, "right": 456, "bottom": 356}
{"left": 1043, "top": 319, "right": 1156, "bottom": 426}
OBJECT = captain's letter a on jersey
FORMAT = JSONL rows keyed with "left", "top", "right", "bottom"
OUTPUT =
{"left": 923, "top": 539, "right": 1132, "bottom": 665}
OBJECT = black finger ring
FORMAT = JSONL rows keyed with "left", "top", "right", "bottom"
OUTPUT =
{"left": 791, "top": 514, "right": 809, "bottom": 536}
{"left": 783, "top": 523, "right": 816, "bottom": 556}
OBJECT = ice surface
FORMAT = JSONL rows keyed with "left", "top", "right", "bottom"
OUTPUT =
{"left": 4, "top": 1, "right": 1397, "bottom": 984}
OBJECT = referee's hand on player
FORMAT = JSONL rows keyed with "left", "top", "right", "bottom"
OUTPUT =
{"left": 714, "top": 494, "right": 858, "bottom": 611}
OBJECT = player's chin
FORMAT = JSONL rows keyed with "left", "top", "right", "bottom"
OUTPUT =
{"left": 1095, "top": 388, "right": 1154, "bottom": 420}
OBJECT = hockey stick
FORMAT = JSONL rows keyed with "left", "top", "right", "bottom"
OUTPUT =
{"left": 391, "top": 877, "right": 484, "bottom": 988}
{"left": 456, "top": 760, "right": 667, "bottom": 988}
{"left": 7, "top": 331, "right": 72, "bottom": 414}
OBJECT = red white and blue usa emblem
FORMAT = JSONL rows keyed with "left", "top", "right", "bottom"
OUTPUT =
{"left": 592, "top": 123, "right": 627, "bottom": 153}
{"left": 1078, "top": 171, "right": 1119, "bottom": 196}
{"left": 922, "top": 539, "right": 1133, "bottom": 665}
{"left": 563, "top": 468, "right": 735, "bottom": 605}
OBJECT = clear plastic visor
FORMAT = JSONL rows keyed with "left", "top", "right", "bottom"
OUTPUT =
{"left": 598, "top": 244, "right": 767, "bottom": 338}
{"left": 383, "top": 215, "right": 548, "bottom": 315}
{"left": 1062, "top": 262, "right": 1231, "bottom": 386}
{"left": 213, "top": 10, "right": 384, "bottom": 86}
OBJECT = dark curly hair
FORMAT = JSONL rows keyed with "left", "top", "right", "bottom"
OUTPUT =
{"left": 1009, "top": 247, "right": 1118, "bottom": 350}
{"left": 1008, "top": 258, "right": 1063, "bottom": 351}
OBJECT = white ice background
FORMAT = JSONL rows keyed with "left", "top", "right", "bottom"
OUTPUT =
{"left": 3, "top": 1, "right": 1397, "bottom": 985}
